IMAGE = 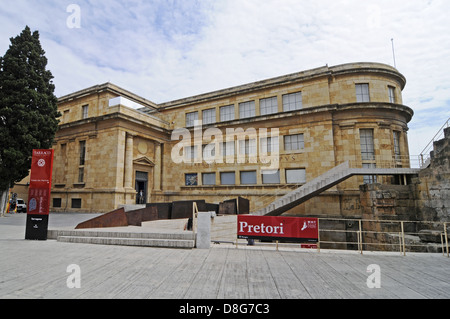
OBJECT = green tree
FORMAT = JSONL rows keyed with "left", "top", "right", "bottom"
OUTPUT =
{"left": 0, "top": 26, "right": 60, "bottom": 216}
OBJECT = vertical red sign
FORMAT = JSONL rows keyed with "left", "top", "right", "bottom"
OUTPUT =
{"left": 27, "top": 149, "right": 54, "bottom": 215}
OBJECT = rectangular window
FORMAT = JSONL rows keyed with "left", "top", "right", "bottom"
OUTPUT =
{"left": 185, "top": 173, "right": 198, "bottom": 186}
{"left": 184, "top": 145, "right": 198, "bottom": 161}
{"left": 393, "top": 131, "right": 401, "bottom": 161}
{"left": 239, "top": 101, "right": 256, "bottom": 119}
{"left": 240, "top": 171, "right": 257, "bottom": 185}
{"left": 220, "top": 141, "right": 235, "bottom": 156}
{"left": 284, "top": 134, "right": 304, "bottom": 151}
{"left": 220, "top": 105, "right": 235, "bottom": 122}
{"left": 202, "top": 108, "right": 216, "bottom": 125}
{"left": 388, "top": 86, "right": 396, "bottom": 103}
{"left": 260, "top": 96, "right": 278, "bottom": 115}
{"left": 360, "top": 129, "right": 375, "bottom": 161}
{"left": 282, "top": 92, "right": 302, "bottom": 112}
{"left": 286, "top": 168, "right": 306, "bottom": 184}
{"left": 362, "top": 163, "right": 377, "bottom": 184}
{"left": 260, "top": 136, "right": 279, "bottom": 153}
{"left": 202, "top": 144, "right": 215, "bottom": 160}
{"left": 356, "top": 84, "right": 370, "bottom": 102}
{"left": 186, "top": 111, "right": 198, "bottom": 127}
{"left": 202, "top": 173, "right": 216, "bottom": 185}
{"left": 239, "top": 139, "right": 257, "bottom": 155}
{"left": 79, "top": 140, "right": 86, "bottom": 165}
{"left": 220, "top": 172, "right": 235, "bottom": 185}
{"left": 53, "top": 198, "right": 62, "bottom": 208}
{"left": 78, "top": 167, "right": 84, "bottom": 183}
{"left": 71, "top": 198, "right": 82, "bottom": 209}
{"left": 82, "top": 105, "right": 89, "bottom": 119}
{"left": 262, "top": 170, "right": 280, "bottom": 184}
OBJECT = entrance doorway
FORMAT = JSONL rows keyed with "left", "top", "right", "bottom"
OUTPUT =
{"left": 135, "top": 171, "right": 148, "bottom": 204}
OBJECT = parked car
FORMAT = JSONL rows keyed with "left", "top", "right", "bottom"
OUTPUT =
{"left": 14, "top": 198, "right": 27, "bottom": 213}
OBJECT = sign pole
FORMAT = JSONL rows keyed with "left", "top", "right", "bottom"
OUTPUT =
{"left": 25, "top": 149, "right": 54, "bottom": 240}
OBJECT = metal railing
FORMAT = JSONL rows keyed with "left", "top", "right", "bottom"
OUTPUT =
{"left": 419, "top": 117, "right": 450, "bottom": 168}
{"left": 250, "top": 154, "right": 421, "bottom": 213}
{"left": 215, "top": 216, "right": 449, "bottom": 257}
{"left": 318, "top": 218, "right": 449, "bottom": 257}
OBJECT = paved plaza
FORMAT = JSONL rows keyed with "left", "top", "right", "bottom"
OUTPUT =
{"left": 1, "top": 213, "right": 449, "bottom": 300}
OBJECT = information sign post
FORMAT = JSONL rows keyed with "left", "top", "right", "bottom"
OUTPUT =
{"left": 25, "top": 149, "right": 54, "bottom": 240}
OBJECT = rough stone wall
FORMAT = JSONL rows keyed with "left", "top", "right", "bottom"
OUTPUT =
{"left": 358, "top": 127, "right": 450, "bottom": 252}
{"left": 415, "top": 127, "right": 450, "bottom": 222}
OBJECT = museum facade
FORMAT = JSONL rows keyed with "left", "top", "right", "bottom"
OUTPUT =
{"left": 47, "top": 62, "right": 414, "bottom": 216}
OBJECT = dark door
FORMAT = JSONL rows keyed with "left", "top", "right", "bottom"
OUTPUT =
{"left": 135, "top": 171, "right": 148, "bottom": 204}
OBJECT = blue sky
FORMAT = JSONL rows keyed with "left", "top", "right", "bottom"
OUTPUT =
{"left": 1, "top": 0, "right": 449, "bottom": 158}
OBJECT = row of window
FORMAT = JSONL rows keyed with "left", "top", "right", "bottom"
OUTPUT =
{"left": 183, "top": 134, "right": 304, "bottom": 160}
{"left": 359, "top": 128, "right": 402, "bottom": 161}
{"left": 185, "top": 168, "right": 306, "bottom": 186}
{"left": 186, "top": 92, "right": 303, "bottom": 127}
{"left": 53, "top": 198, "right": 81, "bottom": 209}
{"left": 187, "top": 85, "right": 397, "bottom": 127}
{"left": 356, "top": 84, "right": 396, "bottom": 103}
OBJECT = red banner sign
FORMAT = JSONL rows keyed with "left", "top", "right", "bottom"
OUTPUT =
{"left": 237, "top": 215, "right": 318, "bottom": 243}
{"left": 27, "top": 149, "right": 54, "bottom": 215}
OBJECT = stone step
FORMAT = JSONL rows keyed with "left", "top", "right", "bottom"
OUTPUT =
{"left": 48, "top": 229, "right": 195, "bottom": 241}
{"left": 57, "top": 235, "right": 195, "bottom": 249}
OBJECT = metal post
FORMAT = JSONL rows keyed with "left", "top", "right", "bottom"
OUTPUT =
{"left": 401, "top": 221, "right": 406, "bottom": 256}
{"left": 441, "top": 233, "right": 445, "bottom": 257}
{"left": 444, "top": 222, "right": 449, "bottom": 258}
{"left": 359, "top": 220, "right": 363, "bottom": 255}
{"left": 317, "top": 219, "right": 320, "bottom": 253}
{"left": 399, "top": 232, "right": 403, "bottom": 255}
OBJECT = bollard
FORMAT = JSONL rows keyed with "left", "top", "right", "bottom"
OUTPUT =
{"left": 196, "top": 212, "right": 213, "bottom": 249}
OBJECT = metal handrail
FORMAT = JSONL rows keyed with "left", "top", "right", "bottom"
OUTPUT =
{"left": 228, "top": 217, "right": 449, "bottom": 257}
{"left": 419, "top": 117, "right": 450, "bottom": 168}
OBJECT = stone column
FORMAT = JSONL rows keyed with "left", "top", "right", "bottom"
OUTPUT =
{"left": 154, "top": 143, "right": 162, "bottom": 191}
{"left": 124, "top": 133, "right": 134, "bottom": 189}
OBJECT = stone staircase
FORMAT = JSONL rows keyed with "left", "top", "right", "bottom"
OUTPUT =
{"left": 47, "top": 229, "right": 195, "bottom": 249}
{"left": 253, "top": 161, "right": 420, "bottom": 216}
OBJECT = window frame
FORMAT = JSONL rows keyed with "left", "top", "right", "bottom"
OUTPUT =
{"left": 360, "top": 129, "right": 375, "bottom": 161}
{"left": 239, "top": 101, "right": 256, "bottom": 119}
{"left": 285, "top": 168, "right": 306, "bottom": 184}
{"left": 220, "top": 171, "right": 236, "bottom": 185}
{"left": 284, "top": 134, "right": 304, "bottom": 151}
{"left": 202, "top": 108, "right": 216, "bottom": 125}
{"left": 260, "top": 96, "right": 278, "bottom": 115}
{"left": 356, "top": 84, "right": 370, "bottom": 103}
{"left": 282, "top": 92, "right": 302, "bottom": 112}
{"left": 261, "top": 170, "right": 280, "bottom": 184}
{"left": 185, "top": 173, "right": 198, "bottom": 186}
{"left": 202, "top": 172, "right": 216, "bottom": 186}
{"left": 240, "top": 170, "right": 257, "bottom": 185}
{"left": 388, "top": 86, "right": 396, "bottom": 103}
{"left": 220, "top": 105, "right": 235, "bottom": 122}
{"left": 185, "top": 111, "right": 198, "bottom": 127}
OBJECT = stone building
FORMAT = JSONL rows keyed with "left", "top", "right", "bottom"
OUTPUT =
{"left": 46, "top": 62, "right": 414, "bottom": 215}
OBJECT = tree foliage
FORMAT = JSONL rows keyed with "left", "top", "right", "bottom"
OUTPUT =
{"left": 0, "top": 26, "right": 60, "bottom": 190}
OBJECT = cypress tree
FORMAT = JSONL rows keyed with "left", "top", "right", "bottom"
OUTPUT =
{"left": 0, "top": 26, "right": 60, "bottom": 215}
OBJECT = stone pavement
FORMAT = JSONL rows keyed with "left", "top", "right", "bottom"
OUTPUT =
{"left": 1, "top": 213, "right": 450, "bottom": 300}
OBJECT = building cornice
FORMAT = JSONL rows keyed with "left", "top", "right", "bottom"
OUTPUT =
{"left": 156, "top": 62, "right": 406, "bottom": 111}
{"left": 58, "top": 82, "right": 158, "bottom": 110}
